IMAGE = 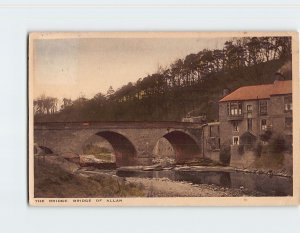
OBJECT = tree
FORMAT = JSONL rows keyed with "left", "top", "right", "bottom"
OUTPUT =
{"left": 170, "top": 59, "right": 184, "bottom": 87}
{"left": 106, "top": 86, "right": 115, "bottom": 100}
{"left": 245, "top": 37, "right": 263, "bottom": 66}
{"left": 212, "top": 49, "right": 225, "bottom": 72}
{"left": 36, "top": 36, "right": 292, "bottom": 122}
{"left": 33, "top": 94, "right": 58, "bottom": 115}
{"left": 61, "top": 98, "right": 72, "bottom": 110}
{"left": 276, "top": 37, "right": 292, "bottom": 59}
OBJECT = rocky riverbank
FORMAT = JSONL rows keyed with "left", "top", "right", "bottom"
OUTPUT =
{"left": 124, "top": 177, "right": 265, "bottom": 197}
{"left": 78, "top": 166, "right": 268, "bottom": 197}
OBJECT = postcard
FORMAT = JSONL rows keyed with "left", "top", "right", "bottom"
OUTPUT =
{"left": 28, "top": 32, "right": 299, "bottom": 206}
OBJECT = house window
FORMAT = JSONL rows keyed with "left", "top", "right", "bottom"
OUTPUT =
{"left": 284, "top": 95, "right": 292, "bottom": 112}
{"left": 232, "top": 121, "right": 239, "bottom": 132}
{"left": 285, "top": 117, "right": 292, "bottom": 128}
{"left": 247, "top": 118, "right": 252, "bottom": 131}
{"left": 209, "top": 126, "right": 212, "bottom": 137}
{"left": 259, "top": 100, "right": 268, "bottom": 115}
{"left": 228, "top": 102, "right": 243, "bottom": 116}
{"left": 233, "top": 136, "right": 239, "bottom": 145}
{"left": 247, "top": 105, "right": 253, "bottom": 118}
{"left": 261, "top": 119, "right": 267, "bottom": 131}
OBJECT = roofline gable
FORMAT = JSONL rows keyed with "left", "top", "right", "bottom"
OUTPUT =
{"left": 219, "top": 80, "right": 292, "bottom": 102}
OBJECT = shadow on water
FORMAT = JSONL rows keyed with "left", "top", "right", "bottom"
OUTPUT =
{"left": 116, "top": 170, "right": 293, "bottom": 196}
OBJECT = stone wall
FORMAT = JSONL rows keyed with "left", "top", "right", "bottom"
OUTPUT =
{"left": 269, "top": 95, "right": 293, "bottom": 140}
{"left": 230, "top": 147, "right": 292, "bottom": 174}
{"left": 203, "top": 123, "right": 220, "bottom": 162}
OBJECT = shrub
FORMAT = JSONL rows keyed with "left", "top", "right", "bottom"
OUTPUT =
{"left": 238, "top": 144, "right": 244, "bottom": 155}
{"left": 254, "top": 142, "right": 263, "bottom": 157}
{"left": 259, "top": 130, "right": 272, "bottom": 142}
{"left": 219, "top": 144, "right": 231, "bottom": 165}
{"left": 269, "top": 134, "right": 286, "bottom": 153}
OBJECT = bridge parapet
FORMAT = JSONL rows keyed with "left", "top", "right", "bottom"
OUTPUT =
{"left": 34, "top": 121, "right": 205, "bottom": 130}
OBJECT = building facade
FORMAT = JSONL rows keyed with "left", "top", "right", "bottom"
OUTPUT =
{"left": 203, "top": 122, "right": 220, "bottom": 161}
{"left": 218, "top": 80, "right": 292, "bottom": 150}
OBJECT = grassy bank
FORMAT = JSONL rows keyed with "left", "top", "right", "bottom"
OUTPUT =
{"left": 34, "top": 159, "right": 145, "bottom": 198}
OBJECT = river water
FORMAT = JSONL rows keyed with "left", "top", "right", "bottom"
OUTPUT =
{"left": 117, "top": 170, "right": 292, "bottom": 196}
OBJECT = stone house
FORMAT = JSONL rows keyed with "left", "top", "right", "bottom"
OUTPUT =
{"left": 203, "top": 122, "right": 220, "bottom": 161}
{"left": 218, "top": 80, "right": 292, "bottom": 152}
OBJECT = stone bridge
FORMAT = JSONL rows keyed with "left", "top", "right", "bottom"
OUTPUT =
{"left": 34, "top": 121, "right": 205, "bottom": 167}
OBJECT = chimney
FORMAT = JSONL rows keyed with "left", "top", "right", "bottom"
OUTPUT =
{"left": 222, "top": 88, "right": 230, "bottom": 97}
{"left": 274, "top": 71, "right": 285, "bottom": 81}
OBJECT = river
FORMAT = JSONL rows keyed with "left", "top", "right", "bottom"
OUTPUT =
{"left": 117, "top": 170, "right": 292, "bottom": 196}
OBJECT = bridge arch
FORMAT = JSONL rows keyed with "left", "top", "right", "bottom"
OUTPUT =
{"left": 90, "top": 131, "right": 137, "bottom": 167}
{"left": 157, "top": 130, "right": 201, "bottom": 163}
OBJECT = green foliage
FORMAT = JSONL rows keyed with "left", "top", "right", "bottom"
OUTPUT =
{"left": 219, "top": 144, "right": 231, "bottom": 165}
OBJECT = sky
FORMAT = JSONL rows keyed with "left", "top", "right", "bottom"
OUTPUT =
{"left": 33, "top": 36, "right": 230, "bottom": 100}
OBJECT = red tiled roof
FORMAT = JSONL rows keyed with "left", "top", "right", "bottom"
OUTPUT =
{"left": 219, "top": 80, "right": 292, "bottom": 102}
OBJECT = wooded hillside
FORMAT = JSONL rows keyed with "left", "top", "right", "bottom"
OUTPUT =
{"left": 34, "top": 37, "right": 292, "bottom": 122}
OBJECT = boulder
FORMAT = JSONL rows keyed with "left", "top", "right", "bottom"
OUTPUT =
{"left": 35, "top": 155, "right": 80, "bottom": 173}
{"left": 60, "top": 152, "right": 80, "bottom": 164}
{"left": 79, "top": 155, "right": 116, "bottom": 169}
